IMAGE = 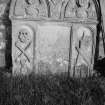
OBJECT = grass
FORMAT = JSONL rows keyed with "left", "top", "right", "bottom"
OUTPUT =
{"left": 0, "top": 71, "right": 105, "bottom": 105}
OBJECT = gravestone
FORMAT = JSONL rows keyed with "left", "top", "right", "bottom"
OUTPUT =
{"left": 9, "top": 0, "right": 99, "bottom": 77}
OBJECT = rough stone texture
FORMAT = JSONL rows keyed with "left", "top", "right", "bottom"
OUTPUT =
{"left": 10, "top": 0, "right": 98, "bottom": 77}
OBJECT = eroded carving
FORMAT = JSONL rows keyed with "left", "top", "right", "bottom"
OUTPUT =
{"left": 76, "top": 0, "right": 89, "bottom": 18}
{"left": 65, "top": 0, "right": 96, "bottom": 18}
{"left": 65, "top": 0, "right": 77, "bottom": 18}
{"left": 14, "top": 27, "right": 33, "bottom": 74}
{"left": 73, "top": 27, "right": 93, "bottom": 73}
{"left": 13, "top": 0, "right": 97, "bottom": 19}
{"left": 48, "top": 0, "right": 67, "bottom": 19}
{"left": 15, "top": 0, "right": 47, "bottom": 18}
{"left": 25, "top": 0, "right": 48, "bottom": 17}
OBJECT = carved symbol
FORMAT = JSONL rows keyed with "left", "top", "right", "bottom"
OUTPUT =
{"left": 74, "top": 27, "right": 92, "bottom": 70}
{"left": 15, "top": 41, "right": 31, "bottom": 63}
{"left": 74, "top": 32, "right": 84, "bottom": 70}
{"left": 15, "top": 28, "right": 32, "bottom": 66}
{"left": 18, "top": 31, "right": 29, "bottom": 43}
{"left": 49, "top": 0, "right": 66, "bottom": 18}
{"left": 15, "top": 40, "right": 32, "bottom": 72}
{"left": 75, "top": 46, "right": 90, "bottom": 67}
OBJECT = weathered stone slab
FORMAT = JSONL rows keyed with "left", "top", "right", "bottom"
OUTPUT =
{"left": 10, "top": 0, "right": 98, "bottom": 77}
{"left": 11, "top": 20, "right": 97, "bottom": 77}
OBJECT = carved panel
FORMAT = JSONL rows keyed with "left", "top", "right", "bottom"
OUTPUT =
{"left": 13, "top": 25, "right": 34, "bottom": 75}
{"left": 65, "top": 0, "right": 96, "bottom": 18}
{"left": 11, "top": 0, "right": 97, "bottom": 19}
{"left": 48, "top": 0, "right": 68, "bottom": 19}
{"left": 71, "top": 25, "right": 96, "bottom": 77}
{"left": 64, "top": 0, "right": 77, "bottom": 18}
{"left": 14, "top": 0, "right": 48, "bottom": 18}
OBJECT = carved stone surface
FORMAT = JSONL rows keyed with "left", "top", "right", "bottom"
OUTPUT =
{"left": 10, "top": 0, "right": 97, "bottom": 19}
{"left": 65, "top": 0, "right": 77, "bottom": 18}
{"left": 12, "top": 24, "right": 34, "bottom": 75}
{"left": 35, "top": 24, "right": 70, "bottom": 74}
{"left": 10, "top": 0, "right": 98, "bottom": 77}
{"left": 71, "top": 25, "right": 96, "bottom": 77}
{"left": 14, "top": 0, "right": 48, "bottom": 18}
{"left": 65, "top": 0, "right": 96, "bottom": 18}
{"left": 48, "top": 0, "right": 67, "bottom": 19}
{"left": 11, "top": 21, "right": 97, "bottom": 77}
